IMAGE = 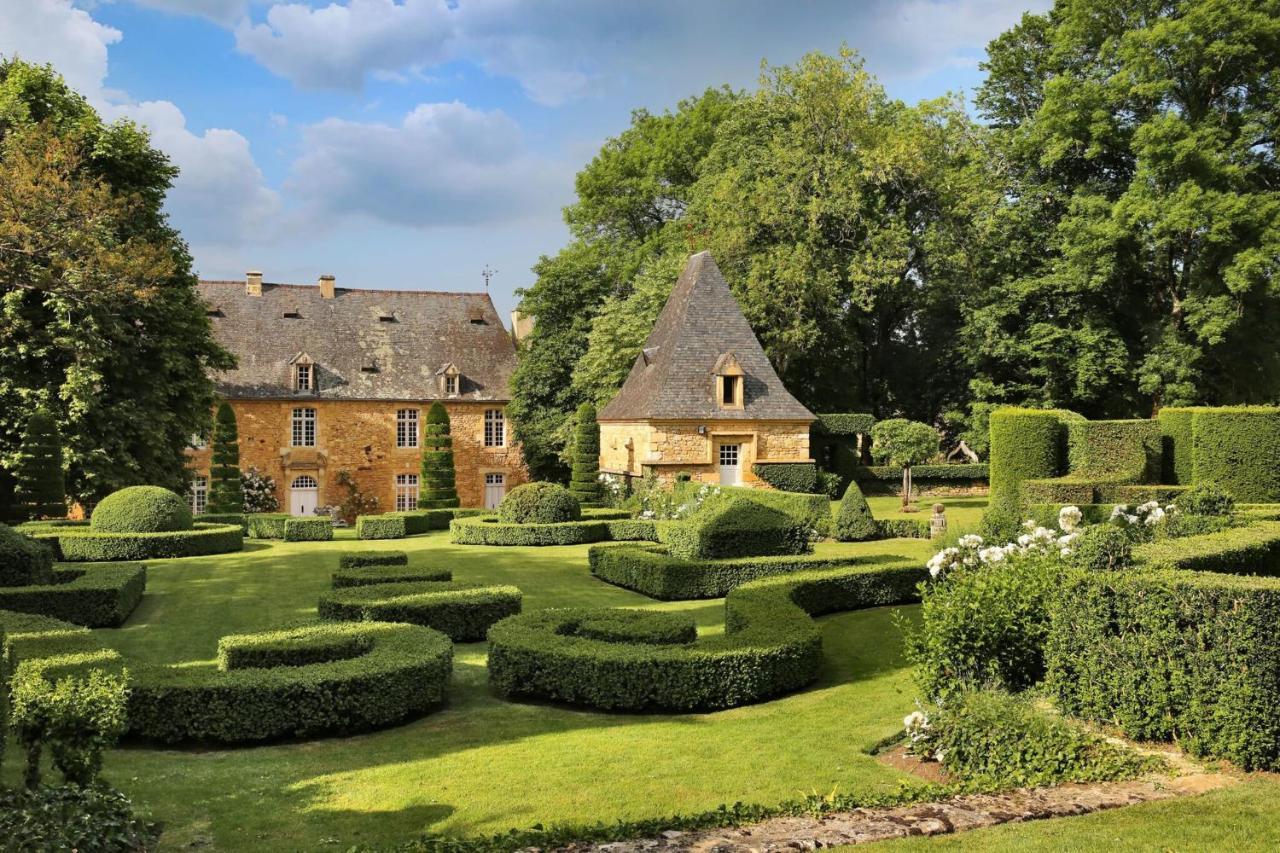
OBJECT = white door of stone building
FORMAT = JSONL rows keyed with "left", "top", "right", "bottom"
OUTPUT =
{"left": 718, "top": 443, "right": 741, "bottom": 486}
{"left": 290, "top": 475, "right": 319, "bottom": 516}
{"left": 484, "top": 473, "right": 506, "bottom": 509}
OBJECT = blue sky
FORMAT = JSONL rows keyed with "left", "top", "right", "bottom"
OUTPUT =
{"left": 1, "top": 0, "right": 1046, "bottom": 318}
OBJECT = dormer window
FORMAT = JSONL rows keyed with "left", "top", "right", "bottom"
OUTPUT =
{"left": 379, "top": 313, "right": 397, "bottom": 323}
{"left": 295, "top": 363, "right": 312, "bottom": 391}
{"left": 283, "top": 310, "right": 301, "bottom": 319}
{"left": 712, "top": 352, "right": 745, "bottom": 411}
{"left": 445, "top": 375, "right": 458, "bottom": 395}
{"left": 468, "top": 308, "right": 487, "bottom": 326}
{"left": 436, "top": 363, "right": 461, "bottom": 396}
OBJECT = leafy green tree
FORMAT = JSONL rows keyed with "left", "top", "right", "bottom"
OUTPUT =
{"left": 419, "top": 402, "right": 459, "bottom": 509}
{"left": 870, "top": 419, "right": 938, "bottom": 509}
{"left": 13, "top": 408, "right": 65, "bottom": 519}
{"left": 0, "top": 59, "right": 232, "bottom": 505}
{"left": 207, "top": 403, "right": 243, "bottom": 514}
{"left": 568, "top": 403, "right": 602, "bottom": 505}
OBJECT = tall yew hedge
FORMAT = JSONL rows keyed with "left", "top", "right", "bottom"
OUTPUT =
{"left": 13, "top": 409, "right": 65, "bottom": 520}
{"left": 419, "top": 402, "right": 459, "bottom": 509}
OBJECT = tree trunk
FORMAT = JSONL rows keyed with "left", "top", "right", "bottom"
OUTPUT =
{"left": 902, "top": 466, "right": 911, "bottom": 509}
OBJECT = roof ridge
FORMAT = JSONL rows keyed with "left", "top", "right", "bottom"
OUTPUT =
{"left": 198, "top": 280, "right": 492, "bottom": 298}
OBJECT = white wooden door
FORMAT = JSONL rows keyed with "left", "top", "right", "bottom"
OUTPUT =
{"left": 484, "top": 473, "right": 505, "bottom": 509}
{"left": 718, "top": 444, "right": 741, "bottom": 486}
{"left": 290, "top": 475, "right": 318, "bottom": 516}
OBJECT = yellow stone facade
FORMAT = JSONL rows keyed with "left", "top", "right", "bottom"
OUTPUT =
{"left": 187, "top": 399, "right": 527, "bottom": 512}
{"left": 599, "top": 419, "right": 811, "bottom": 486}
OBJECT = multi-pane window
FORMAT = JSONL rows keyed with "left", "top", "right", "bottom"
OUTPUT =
{"left": 484, "top": 409, "right": 505, "bottom": 447}
{"left": 445, "top": 375, "right": 458, "bottom": 395}
{"left": 396, "top": 408, "right": 419, "bottom": 448}
{"left": 295, "top": 363, "right": 312, "bottom": 391}
{"left": 291, "top": 407, "right": 316, "bottom": 447}
{"left": 189, "top": 475, "right": 208, "bottom": 516}
{"left": 190, "top": 433, "right": 208, "bottom": 450}
{"left": 719, "top": 444, "right": 740, "bottom": 467}
{"left": 395, "top": 473, "right": 419, "bottom": 511}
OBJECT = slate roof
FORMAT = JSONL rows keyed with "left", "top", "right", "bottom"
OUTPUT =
{"left": 599, "top": 252, "right": 814, "bottom": 422}
{"left": 198, "top": 280, "right": 516, "bottom": 401}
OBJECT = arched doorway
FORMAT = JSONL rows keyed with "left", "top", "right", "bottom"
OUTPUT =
{"left": 290, "top": 475, "right": 319, "bottom": 516}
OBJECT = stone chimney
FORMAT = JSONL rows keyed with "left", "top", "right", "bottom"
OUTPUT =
{"left": 319, "top": 274, "right": 336, "bottom": 300}
{"left": 246, "top": 270, "right": 263, "bottom": 296}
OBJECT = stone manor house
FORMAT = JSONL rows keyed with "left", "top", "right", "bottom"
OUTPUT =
{"left": 186, "top": 272, "right": 528, "bottom": 515}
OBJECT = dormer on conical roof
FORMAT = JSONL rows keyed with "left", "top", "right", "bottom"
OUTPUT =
{"left": 599, "top": 252, "right": 813, "bottom": 422}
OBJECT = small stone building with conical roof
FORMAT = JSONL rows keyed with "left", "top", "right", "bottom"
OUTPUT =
{"left": 598, "top": 252, "right": 815, "bottom": 487}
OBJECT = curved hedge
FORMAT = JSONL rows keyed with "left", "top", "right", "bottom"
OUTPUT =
{"left": 665, "top": 495, "right": 811, "bottom": 561}
{"left": 0, "top": 523, "right": 54, "bottom": 587}
{"left": 1190, "top": 407, "right": 1280, "bottom": 502}
{"left": 449, "top": 515, "right": 659, "bottom": 547}
{"left": 0, "top": 563, "right": 145, "bottom": 627}
{"left": 988, "top": 408, "right": 1075, "bottom": 508}
{"left": 0, "top": 610, "right": 106, "bottom": 671}
{"left": 489, "top": 560, "right": 924, "bottom": 712}
{"left": 126, "top": 621, "right": 452, "bottom": 744}
{"left": 498, "top": 482, "right": 582, "bottom": 524}
{"left": 589, "top": 544, "right": 921, "bottom": 601}
{"left": 1133, "top": 520, "right": 1280, "bottom": 575}
{"left": 90, "top": 486, "right": 192, "bottom": 533}
{"left": 319, "top": 579, "right": 522, "bottom": 642}
{"left": 47, "top": 523, "right": 243, "bottom": 562}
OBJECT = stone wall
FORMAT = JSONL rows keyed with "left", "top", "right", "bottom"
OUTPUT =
{"left": 600, "top": 419, "right": 811, "bottom": 487}
{"left": 187, "top": 398, "right": 527, "bottom": 512}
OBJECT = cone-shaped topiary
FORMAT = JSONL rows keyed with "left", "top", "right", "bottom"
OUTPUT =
{"left": 208, "top": 402, "right": 245, "bottom": 513}
{"left": 0, "top": 522, "right": 54, "bottom": 586}
{"left": 497, "top": 482, "right": 581, "bottom": 524}
{"left": 569, "top": 402, "right": 601, "bottom": 506}
{"left": 13, "top": 408, "right": 66, "bottom": 520}
{"left": 91, "top": 486, "right": 193, "bottom": 533}
{"left": 419, "top": 402, "right": 460, "bottom": 508}
{"left": 834, "top": 481, "right": 877, "bottom": 541}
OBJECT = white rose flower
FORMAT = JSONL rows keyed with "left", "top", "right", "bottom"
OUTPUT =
{"left": 1058, "top": 506, "right": 1083, "bottom": 532}
{"left": 958, "top": 534, "right": 984, "bottom": 548}
{"left": 1145, "top": 507, "right": 1166, "bottom": 525}
{"left": 1022, "top": 519, "right": 1037, "bottom": 530}
{"left": 1110, "top": 505, "right": 1127, "bottom": 521}
{"left": 904, "top": 711, "right": 927, "bottom": 730}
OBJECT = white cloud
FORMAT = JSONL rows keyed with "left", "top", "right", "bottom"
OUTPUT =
{"left": 130, "top": 0, "right": 250, "bottom": 26}
{"left": 287, "top": 101, "right": 566, "bottom": 227}
{"left": 0, "top": 0, "right": 122, "bottom": 103}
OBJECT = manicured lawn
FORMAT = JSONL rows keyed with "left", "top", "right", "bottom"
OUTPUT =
{"left": 3, "top": 512, "right": 953, "bottom": 851}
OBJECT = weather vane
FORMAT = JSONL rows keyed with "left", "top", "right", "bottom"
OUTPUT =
{"left": 482, "top": 265, "right": 498, "bottom": 289}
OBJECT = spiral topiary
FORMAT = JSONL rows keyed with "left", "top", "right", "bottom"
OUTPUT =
{"left": 497, "top": 482, "right": 582, "bottom": 525}
{"left": 90, "top": 486, "right": 193, "bottom": 533}
{"left": 0, "top": 522, "right": 54, "bottom": 586}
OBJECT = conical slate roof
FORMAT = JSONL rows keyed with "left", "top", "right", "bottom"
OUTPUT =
{"left": 599, "top": 252, "right": 814, "bottom": 422}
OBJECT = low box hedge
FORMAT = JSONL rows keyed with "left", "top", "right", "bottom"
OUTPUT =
{"left": 319, "top": 580, "right": 522, "bottom": 642}
{"left": 1132, "top": 520, "right": 1280, "bottom": 575}
{"left": 811, "top": 413, "right": 876, "bottom": 436}
{"left": 589, "top": 544, "right": 923, "bottom": 601}
{"left": 284, "top": 518, "right": 333, "bottom": 542}
{"left": 124, "top": 621, "right": 451, "bottom": 744}
{"left": 0, "top": 610, "right": 106, "bottom": 672}
{"left": 665, "top": 495, "right": 811, "bottom": 561}
{"left": 449, "top": 515, "right": 662, "bottom": 547}
{"left": 699, "top": 486, "right": 832, "bottom": 537}
{"left": 852, "top": 464, "right": 989, "bottom": 483}
{"left": 0, "top": 563, "right": 146, "bottom": 627}
{"left": 1046, "top": 566, "right": 1280, "bottom": 770}
{"left": 489, "top": 559, "right": 924, "bottom": 712}
{"left": 338, "top": 551, "right": 408, "bottom": 569}
{"left": 194, "top": 513, "right": 248, "bottom": 534}
{"left": 874, "top": 518, "right": 931, "bottom": 539}
{"left": 750, "top": 462, "right": 818, "bottom": 494}
{"left": 46, "top": 523, "right": 243, "bottom": 562}
{"left": 389, "top": 508, "right": 490, "bottom": 535}
{"left": 218, "top": 628, "right": 373, "bottom": 670}
{"left": 332, "top": 566, "right": 453, "bottom": 588}
{"left": 356, "top": 515, "right": 407, "bottom": 540}
{"left": 247, "top": 513, "right": 290, "bottom": 539}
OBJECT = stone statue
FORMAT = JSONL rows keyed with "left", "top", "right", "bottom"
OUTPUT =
{"left": 930, "top": 503, "right": 947, "bottom": 539}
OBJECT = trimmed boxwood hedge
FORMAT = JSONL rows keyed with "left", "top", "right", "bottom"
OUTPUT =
{"left": 284, "top": 518, "right": 333, "bottom": 542}
{"left": 851, "top": 464, "right": 989, "bottom": 483}
{"left": 126, "top": 621, "right": 452, "bottom": 744}
{"left": 45, "top": 523, "right": 243, "bottom": 562}
{"left": 988, "top": 408, "right": 1079, "bottom": 507}
{"left": 1023, "top": 419, "right": 1161, "bottom": 505}
{"left": 0, "top": 523, "right": 54, "bottom": 586}
{"left": 0, "top": 564, "right": 145, "bottom": 627}
{"left": 874, "top": 518, "right": 930, "bottom": 539}
{"left": 589, "top": 544, "right": 922, "bottom": 601}
{"left": 489, "top": 560, "right": 924, "bottom": 712}
{"left": 665, "top": 496, "right": 810, "bottom": 560}
{"left": 0, "top": 610, "right": 106, "bottom": 672}
{"left": 1190, "top": 407, "right": 1280, "bottom": 502}
{"left": 332, "top": 566, "right": 453, "bottom": 588}
{"left": 689, "top": 485, "right": 832, "bottom": 537}
{"left": 1156, "top": 406, "right": 1204, "bottom": 485}
{"left": 247, "top": 513, "right": 290, "bottom": 539}
{"left": 218, "top": 629, "right": 372, "bottom": 670}
{"left": 356, "top": 515, "right": 407, "bottom": 540}
{"left": 338, "top": 551, "right": 408, "bottom": 569}
{"left": 319, "top": 579, "right": 522, "bottom": 642}
{"left": 194, "top": 513, "right": 249, "bottom": 534}
{"left": 386, "top": 507, "right": 490, "bottom": 535}
{"left": 750, "top": 462, "right": 819, "bottom": 494}
{"left": 811, "top": 413, "right": 876, "bottom": 436}
{"left": 449, "top": 515, "right": 660, "bottom": 546}
{"left": 1132, "top": 520, "right": 1280, "bottom": 575}
{"left": 90, "top": 486, "right": 192, "bottom": 533}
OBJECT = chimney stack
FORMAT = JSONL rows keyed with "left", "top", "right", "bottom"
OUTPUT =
{"left": 319, "top": 274, "right": 336, "bottom": 300}
{"left": 246, "top": 270, "right": 263, "bottom": 296}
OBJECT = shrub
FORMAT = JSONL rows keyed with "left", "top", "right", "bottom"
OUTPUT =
{"left": 814, "top": 470, "right": 842, "bottom": 499}
{"left": 52, "top": 523, "right": 243, "bottom": 562}
{"left": 242, "top": 466, "right": 279, "bottom": 513}
{"left": 1023, "top": 420, "right": 1162, "bottom": 504}
{"left": 208, "top": 402, "right": 244, "bottom": 514}
{"left": 987, "top": 408, "right": 1078, "bottom": 508}
{"left": 284, "top": 518, "right": 332, "bottom": 542}
{"left": 218, "top": 628, "right": 373, "bottom": 670}
{"left": 569, "top": 403, "right": 602, "bottom": 505}
{"left": 590, "top": 544, "right": 922, "bottom": 601}
{"left": 490, "top": 562, "right": 923, "bottom": 712}
{"left": 319, "top": 580, "right": 523, "bottom": 642}
{"left": 90, "top": 486, "right": 192, "bottom": 533}
{"left": 13, "top": 408, "right": 66, "bottom": 520}
{"left": 1177, "top": 481, "right": 1235, "bottom": 516}
{"left": 0, "top": 785, "right": 160, "bottom": 852}
{"left": 333, "top": 565, "right": 452, "bottom": 588}
{"left": 833, "top": 481, "right": 877, "bottom": 541}
{"left": 1046, "top": 567, "right": 1280, "bottom": 769}
{"left": 702, "top": 486, "right": 832, "bottom": 537}
{"left": 906, "top": 555, "right": 1059, "bottom": 702}
{"left": 978, "top": 503, "right": 1028, "bottom": 543}
{"left": 419, "top": 402, "right": 460, "bottom": 509}
{"left": 338, "top": 551, "right": 409, "bottom": 569}
{"left": 1132, "top": 520, "right": 1280, "bottom": 574}
{"left": 247, "top": 513, "right": 289, "bottom": 539}
{"left": 0, "top": 522, "right": 54, "bottom": 586}
{"left": 1190, "top": 407, "right": 1280, "bottom": 502}
{"left": 498, "top": 482, "right": 582, "bottom": 524}
{"left": 356, "top": 515, "right": 407, "bottom": 540}
{"left": 11, "top": 665, "right": 128, "bottom": 787}
{"left": 0, "top": 563, "right": 146, "bottom": 627}
{"left": 665, "top": 496, "right": 811, "bottom": 560}
{"left": 1067, "top": 525, "right": 1133, "bottom": 571}
{"left": 875, "top": 519, "right": 931, "bottom": 539}
{"left": 751, "top": 462, "right": 818, "bottom": 494}
{"left": 126, "top": 621, "right": 452, "bottom": 744}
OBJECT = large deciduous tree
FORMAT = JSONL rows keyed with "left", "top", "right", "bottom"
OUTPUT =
{"left": 0, "top": 59, "right": 232, "bottom": 505}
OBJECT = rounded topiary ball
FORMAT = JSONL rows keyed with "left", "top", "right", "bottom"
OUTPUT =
{"left": 0, "top": 522, "right": 54, "bottom": 587}
{"left": 91, "top": 486, "right": 193, "bottom": 533}
{"left": 497, "top": 482, "right": 582, "bottom": 525}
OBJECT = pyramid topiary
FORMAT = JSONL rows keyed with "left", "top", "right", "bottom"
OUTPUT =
{"left": 13, "top": 408, "right": 65, "bottom": 520}
{"left": 419, "top": 402, "right": 459, "bottom": 509}
{"left": 208, "top": 402, "right": 244, "bottom": 513}
{"left": 834, "top": 481, "right": 877, "bottom": 541}
{"left": 569, "top": 402, "right": 601, "bottom": 506}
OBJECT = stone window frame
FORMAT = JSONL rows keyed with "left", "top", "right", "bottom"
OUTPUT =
{"left": 396, "top": 408, "right": 420, "bottom": 448}
{"left": 712, "top": 353, "right": 746, "bottom": 412}
{"left": 295, "top": 363, "right": 312, "bottom": 391}
{"left": 394, "top": 472, "right": 419, "bottom": 511}
{"left": 445, "top": 375, "right": 458, "bottom": 395}
{"left": 484, "top": 408, "right": 506, "bottom": 447}
{"left": 189, "top": 474, "right": 208, "bottom": 515}
{"left": 291, "top": 407, "right": 317, "bottom": 447}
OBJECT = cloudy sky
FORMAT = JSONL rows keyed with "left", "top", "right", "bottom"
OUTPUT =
{"left": 0, "top": 0, "right": 1045, "bottom": 318}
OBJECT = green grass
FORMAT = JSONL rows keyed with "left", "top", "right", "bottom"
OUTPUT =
{"left": 3, "top": 512, "right": 955, "bottom": 851}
